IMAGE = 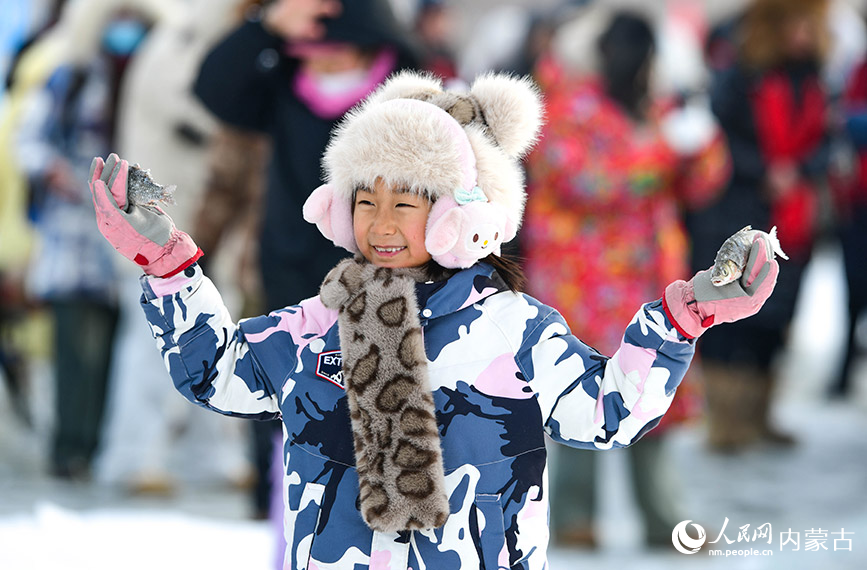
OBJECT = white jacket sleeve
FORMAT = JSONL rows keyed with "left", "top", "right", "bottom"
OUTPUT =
{"left": 139, "top": 264, "right": 283, "bottom": 418}
{"left": 515, "top": 297, "right": 694, "bottom": 449}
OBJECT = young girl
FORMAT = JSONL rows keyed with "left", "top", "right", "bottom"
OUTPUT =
{"left": 89, "top": 71, "right": 779, "bottom": 570}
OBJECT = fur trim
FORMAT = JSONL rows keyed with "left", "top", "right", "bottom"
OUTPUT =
{"left": 306, "top": 70, "right": 544, "bottom": 268}
{"left": 324, "top": 99, "right": 474, "bottom": 203}
{"left": 320, "top": 259, "right": 450, "bottom": 532}
{"left": 363, "top": 69, "right": 445, "bottom": 105}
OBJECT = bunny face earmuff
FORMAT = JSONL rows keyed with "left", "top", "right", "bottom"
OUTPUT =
{"left": 302, "top": 71, "right": 543, "bottom": 269}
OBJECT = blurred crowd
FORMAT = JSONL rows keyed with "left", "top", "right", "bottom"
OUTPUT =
{"left": 1, "top": 0, "right": 866, "bottom": 559}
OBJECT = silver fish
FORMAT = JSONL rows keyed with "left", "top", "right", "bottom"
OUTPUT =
{"left": 127, "top": 164, "right": 176, "bottom": 207}
{"left": 710, "top": 225, "right": 788, "bottom": 287}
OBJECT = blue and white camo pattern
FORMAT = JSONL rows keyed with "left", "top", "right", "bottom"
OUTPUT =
{"left": 140, "top": 262, "right": 694, "bottom": 570}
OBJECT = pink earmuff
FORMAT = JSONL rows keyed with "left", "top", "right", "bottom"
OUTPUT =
{"left": 426, "top": 197, "right": 511, "bottom": 269}
{"left": 302, "top": 184, "right": 358, "bottom": 253}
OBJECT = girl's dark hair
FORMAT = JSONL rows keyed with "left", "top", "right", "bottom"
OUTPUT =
{"left": 424, "top": 253, "right": 526, "bottom": 293}
{"left": 484, "top": 253, "right": 526, "bottom": 292}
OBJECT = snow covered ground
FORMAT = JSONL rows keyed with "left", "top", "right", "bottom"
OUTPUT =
{"left": 0, "top": 504, "right": 273, "bottom": 570}
{"left": 1, "top": 244, "right": 865, "bottom": 570}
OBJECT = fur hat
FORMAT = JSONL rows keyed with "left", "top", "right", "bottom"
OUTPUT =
{"left": 302, "top": 71, "right": 544, "bottom": 269}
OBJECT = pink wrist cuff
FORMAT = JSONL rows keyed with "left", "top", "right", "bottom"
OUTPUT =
{"left": 155, "top": 248, "right": 204, "bottom": 278}
{"left": 662, "top": 279, "right": 708, "bottom": 339}
{"left": 662, "top": 293, "right": 697, "bottom": 340}
{"left": 145, "top": 263, "right": 202, "bottom": 298}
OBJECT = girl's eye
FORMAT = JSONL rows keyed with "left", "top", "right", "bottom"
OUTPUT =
{"left": 396, "top": 202, "right": 415, "bottom": 208}
{"left": 357, "top": 199, "right": 374, "bottom": 206}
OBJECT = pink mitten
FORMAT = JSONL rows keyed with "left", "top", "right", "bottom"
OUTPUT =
{"left": 90, "top": 154, "right": 202, "bottom": 278}
{"left": 663, "top": 232, "right": 779, "bottom": 338}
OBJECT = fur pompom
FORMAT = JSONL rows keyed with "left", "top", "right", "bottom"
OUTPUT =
{"left": 469, "top": 73, "right": 544, "bottom": 158}
{"left": 365, "top": 70, "right": 444, "bottom": 106}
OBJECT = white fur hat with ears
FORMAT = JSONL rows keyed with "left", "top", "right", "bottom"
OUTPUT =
{"left": 302, "top": 70, "right": 544, "bottom": 269}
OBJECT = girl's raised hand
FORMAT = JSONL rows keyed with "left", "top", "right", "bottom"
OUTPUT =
{"left": 662, "top": 230, "right": 781, "bottom": 339}
{"left": 89, "top": 154, "right": 202, "bottom": 278}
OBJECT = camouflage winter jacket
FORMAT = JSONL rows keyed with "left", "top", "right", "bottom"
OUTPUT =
{"left": 140, "top": 262, "right": 694, "bottom": 570}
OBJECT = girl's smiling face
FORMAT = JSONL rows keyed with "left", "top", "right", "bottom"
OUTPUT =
{"left": 353, "top": 178, "right": 433, "bottom": 268}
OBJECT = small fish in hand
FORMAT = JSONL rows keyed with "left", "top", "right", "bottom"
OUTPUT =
{"left": 710, "top": 225, "right": 788, "bottom": 287}
{"left": 127, "top": 164, "right": 176, "bottom": 207}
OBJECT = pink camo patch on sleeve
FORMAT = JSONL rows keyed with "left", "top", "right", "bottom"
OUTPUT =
{"left": 244, "top": 311, "right": 297, "bottom": 344}
{"left": 147, "top": 271, "right": 197, "bottom": 297}
{"left": 244, "top": 298, "right": 339, "bottom": 361}
{"left": 616, "top": 342, "right": 658, "bottom": 391}
{"left": 617, "top": 343, "right": 668, "bottom": 423}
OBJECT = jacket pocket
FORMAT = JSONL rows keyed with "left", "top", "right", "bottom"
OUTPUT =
{"left": 474, "top": 494, "right": 508, "bottom": 570}
{"left": 286, "top": 482, "right": 325, "bottom": 569}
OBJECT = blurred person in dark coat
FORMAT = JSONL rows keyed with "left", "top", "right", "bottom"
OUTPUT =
{"left": 193, "top": 0, "right": 419, "bottom": 521}
{"left": 833, "top": 46, "right": 867, "bottom": 396}
{"left": 413, "top": 0, "right": 458, "bottom": 81}
{"left": 194, "top": 0, "right": 418, "bottom": 312}
{"left": 691, "top": 0, "right": 832, "bottom": 450}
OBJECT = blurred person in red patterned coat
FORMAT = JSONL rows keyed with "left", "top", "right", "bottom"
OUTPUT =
{"left": 523, "top": 7, "right": 731, "bottom": 547}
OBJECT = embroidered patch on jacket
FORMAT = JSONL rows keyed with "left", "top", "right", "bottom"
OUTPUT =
{"left": 315, "top": 350, "right": 344, "bottom": 389}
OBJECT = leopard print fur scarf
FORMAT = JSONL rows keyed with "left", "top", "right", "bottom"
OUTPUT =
{"left": 320, "top": 258, "right": 450, "bottom": 532}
